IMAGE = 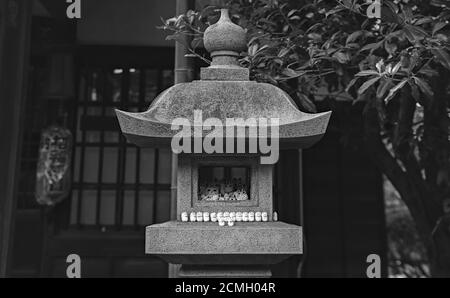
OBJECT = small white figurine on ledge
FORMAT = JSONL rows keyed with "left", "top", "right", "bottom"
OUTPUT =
{"left": 203, "top": 212, "right": 210, "bottom": 222}
{"left": 262, "top": 212, "right": 268, "bottom": 222}
{"left": 273, "top": 212, "right": 279, "bottom": 222}
{"left": 196, "top": 212, "right": 204, "bottom": 222}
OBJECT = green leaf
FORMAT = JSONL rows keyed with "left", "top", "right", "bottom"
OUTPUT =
{"left": 358, "top": 77, "right": 381, "bottom": 95}
{"left": 432, "top": 49, "right": 450, "bottom": 70}
{"left": 381, "top": 3, "right": 401, "bottom": 24}
{"left": 385, "top": 41, "right": 398, "bottom": 56}
{"left": 413, "top": 77, "right": 434, "bottom": 99}
{"left": 418, "top": 65, "right": 439, "bottom": 77}
{"left": 287, "top": 9, "right": 297, "bottom": 18}
{"left": 307, "top": 33, "right": 322, "bottom": 41}
{"left": 391, "top": 62, "right": 402, "bottom": 74}
{"left": 282, "top": 68, "right": 305, "bottom": 79}
{"left": 433, "top": 22, "right": 448, "bottom": 35}
{"left": 355, "top": 70, "right": 380, "bottom": 77}
{"left": 402, "top": 5, "right": 414, "bottom": 22}
{"left": 333, "top": 52, "right": 351, "bottom": 64}
{"left": 409, "top": 82, "right": 421, "bottom": 102}
{"left": 191, "top": 37, "right": 203, "bottom": 49}
{"left": 346, "top": 78, "right": 359, "bottom": 93}
{"left": 415, "top": 17, "right": 434, "bottom": 26}
{"left": 278, "top": 48, "right": 290, "bottom": 58}
{"left": 377, "top": 79, "right": 394, "bottom": 99}
{"left": 341, "top": 0, "right": 353, "bottom": 8}
{"left": 346, "top": 31, "right": 363, "bottom": 45}
{"left": 384, "top": 79, "right": 408, "bottom": 103}
{"left": 384, "top": 0, "right": 399, "bottom": 14}
{"left": 254, "top": 45, "right": 269, "bottom": 56}
{"left": 249, "top": 44, "right": 259, "bottom": 56}
{"left": 298, "top": 93, "right": 317, "bottom": 113}
{"left": 360, "top": 41, "right": 383, "bottom": 53}
{"left": 347, "top": 43, "right": 360, "bottom": 49}
{"left": 166, "top": 33, "right": 182, "bottom": 42}
{"left": 403, "top": 25, "right": 428, "bottom": 43}
{"left": 326, "top": 7, "right": 346, "bottom": 18}
{"left": 431, "top": 0, "right": 450, "bottom": 9}
{"left": 376, "top": 60, "right": 384, "bottom": 73}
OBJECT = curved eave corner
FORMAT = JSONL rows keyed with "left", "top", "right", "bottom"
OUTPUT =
{"left": 279, "top": 111, "right": 332, "bottom": 149}
{"left": 116, "top": 109, "right": 332, "bottom": 149}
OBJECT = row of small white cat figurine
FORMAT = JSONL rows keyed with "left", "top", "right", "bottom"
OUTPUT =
{"left": 180, "top": 211, "right": 279, "bottom": 226}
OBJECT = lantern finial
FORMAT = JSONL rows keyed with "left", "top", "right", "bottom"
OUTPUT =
{"left": 203, "top": 9, "right": 247, "bottom": 67}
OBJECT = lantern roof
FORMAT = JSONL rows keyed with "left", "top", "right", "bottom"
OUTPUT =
{"left": 116, "top": 9, "right": 331, "bottom": 149}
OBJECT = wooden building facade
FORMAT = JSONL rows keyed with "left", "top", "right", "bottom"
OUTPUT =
{"left": 0, "top": 0, "right": 387, "bottom": 278}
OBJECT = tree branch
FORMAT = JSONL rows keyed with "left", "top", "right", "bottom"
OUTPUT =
{"left": 363, "top": 99, "right": 435, "bottom": 238}
{"left": 393, "top": 89, "right": 442, "bottom": 224}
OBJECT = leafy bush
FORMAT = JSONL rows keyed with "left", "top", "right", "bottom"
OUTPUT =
{"left": 161, "top": 0, "right": 450, "bottom": 276}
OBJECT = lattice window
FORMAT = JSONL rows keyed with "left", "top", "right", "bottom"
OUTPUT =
{"left": 69, "top": 67, "right": 173, "bottom": 230}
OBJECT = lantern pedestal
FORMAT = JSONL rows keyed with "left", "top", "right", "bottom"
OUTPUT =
{"left": 146, "top": 221, "right": 302, "bottom": 277}
{"left": 178, "top": 265, "right": 272, "bottom": 278}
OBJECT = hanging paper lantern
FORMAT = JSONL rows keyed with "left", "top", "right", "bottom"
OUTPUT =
{"left": 35, "top": 125, "right": 73, "bottom": 206}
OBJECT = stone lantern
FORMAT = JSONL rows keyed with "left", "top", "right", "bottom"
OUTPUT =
{"left": 116, "top": 9, "right": 331, "bottom": 278}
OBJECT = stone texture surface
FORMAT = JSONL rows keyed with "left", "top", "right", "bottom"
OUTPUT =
{"left": 145, "top": 221, "right": 302, "bottom": 265}
{"left": 203, "top": 9, "right": 247, "bottom": 58}
{"left": 118, "top": 7, "right": 325, "bottom": 276}
{"left": 115, "top": 80, "right": 331, "bottom": 149}
{"left": 201, "top": 66, "right": 249, "bottom": 81}
{"left": 116, "top": 9, "right": 331, "bottom": 150}
{"left": 178, "top": 265, "right": 272, "bottom": 278}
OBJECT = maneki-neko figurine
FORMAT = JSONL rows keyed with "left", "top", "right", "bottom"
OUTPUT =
{"left": 200, "top": 178, "right": 249, "bottom": 202}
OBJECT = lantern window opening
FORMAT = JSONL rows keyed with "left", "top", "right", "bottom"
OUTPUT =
{"left": 198, "top": 165, "right": 251, "bottom": 203}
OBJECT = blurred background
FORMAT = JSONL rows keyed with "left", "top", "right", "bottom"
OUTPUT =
{"left": 0, "top": 0, "right": 433, "bottom": 278}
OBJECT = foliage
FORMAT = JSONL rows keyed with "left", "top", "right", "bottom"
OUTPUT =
{"left": 160, "top": 0, "right": 450, "bottom": 276}
{"left": 161, "top": 0, "right": 450, "bottom": 109}
{"left": 385, "top": 178, "right": 430, "bottom": 278}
